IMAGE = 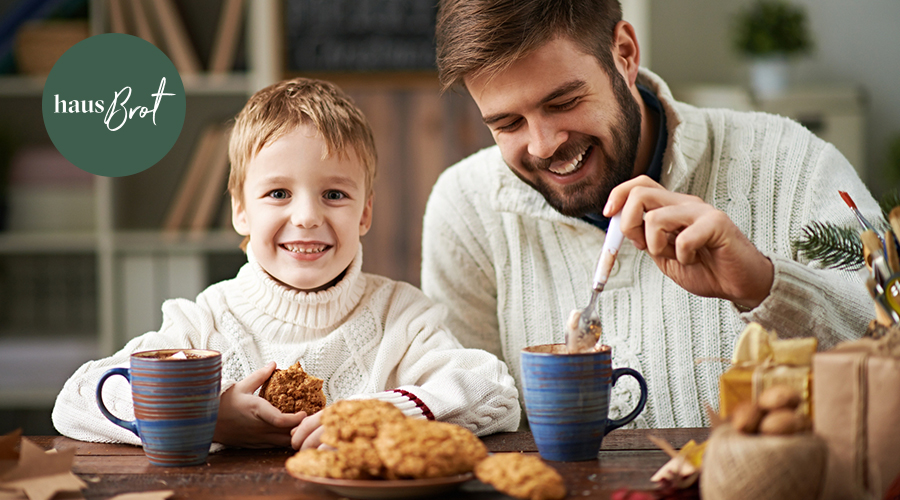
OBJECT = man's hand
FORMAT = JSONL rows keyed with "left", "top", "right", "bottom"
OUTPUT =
{"left": 290, "top": 411, "right": 326, "bottom": 450}
{"left": 604, "top": 176, "right": 774, "bottom": 309}
{"left": 213, "top": 362, "right": 308, "bottom": 448}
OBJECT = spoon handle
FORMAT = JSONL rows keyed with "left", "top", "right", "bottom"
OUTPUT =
{"left": 591, "top": 214, "right": 624, "bottom": 289}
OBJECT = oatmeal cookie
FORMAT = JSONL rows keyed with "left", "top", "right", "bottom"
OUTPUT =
{"left": 373, "top": 419, "right": 487, "bottom": 479}
{"left": 259, "top": 362, "right": 326, "bottom": 415}
{"left": 474, "top": 453, "right": 566, "bottom": 500}
{"left": 336, "top": 439, "right": 384, "bottom": 478}
{"left": 320, "top": 399, "right": 406, "bottom": 447}
{"left": 285, "top": 449, "right": 344, "bottom": 479}
{"left": 285, "top": 440, "right": 383, "bottom": 480}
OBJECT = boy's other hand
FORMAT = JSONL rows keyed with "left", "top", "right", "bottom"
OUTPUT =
{"left": 290, "top": 410, "right": 325, "bottom": 450}
{"left": 213, "top": 361, "right": 308, "bottom": 448}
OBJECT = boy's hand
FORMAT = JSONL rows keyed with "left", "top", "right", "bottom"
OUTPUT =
{"left": 290, "top": 411, "right": 326, "bottom": 450}
{"left": 213, "top": 362, "right": 307, "bottom": 448}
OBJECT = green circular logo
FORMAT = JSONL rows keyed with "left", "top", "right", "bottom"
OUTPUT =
{"left": 42, "top": 33, "right": 186, "bottom": 177}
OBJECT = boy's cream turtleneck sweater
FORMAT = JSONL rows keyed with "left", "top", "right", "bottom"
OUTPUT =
{"left": 53, "top": 245, "right": 520, "bottom": 445}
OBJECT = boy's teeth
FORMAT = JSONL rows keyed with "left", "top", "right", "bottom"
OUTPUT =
{"left": 284, "top": 244, "right": 327, "bottom": 254}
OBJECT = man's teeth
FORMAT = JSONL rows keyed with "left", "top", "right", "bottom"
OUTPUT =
{"left": 283, "top": 244, "right": 327, "bottom": 254}
{"left": 548, "top": 149, "right": 586, "bottom": 175}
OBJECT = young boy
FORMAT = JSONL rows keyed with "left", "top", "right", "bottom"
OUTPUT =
{"left": 52, "top": 78, "right": 520, "bottom": 450}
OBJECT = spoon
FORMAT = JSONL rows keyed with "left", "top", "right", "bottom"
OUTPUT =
{"left": 566, "top": 213, "right": 624, "bottom": 353}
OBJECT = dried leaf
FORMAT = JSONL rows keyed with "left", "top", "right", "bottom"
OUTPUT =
{"left": 0, "top": 437, "right": 85, "bottom": 500}
{"left": 108, "top": 491, "right": 175, "bottom": 500}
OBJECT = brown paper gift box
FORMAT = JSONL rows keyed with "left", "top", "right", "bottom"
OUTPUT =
{"left": 814, "top": 349, "right": 900, "bottom": 500}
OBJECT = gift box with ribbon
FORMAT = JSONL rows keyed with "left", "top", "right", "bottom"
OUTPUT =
{"left": 814, "top": 326, "right": 900, "bottom": 500}
{"left": 719, "top": 323, "right": 817, "bottom": 420}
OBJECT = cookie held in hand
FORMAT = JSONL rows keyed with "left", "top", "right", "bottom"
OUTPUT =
{"left": 258, "top": 362, "right": 326, "bottom": 414}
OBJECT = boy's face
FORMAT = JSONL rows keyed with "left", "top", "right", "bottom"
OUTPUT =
{"left": 232, "top": 124, "right": 373, "bottom": 292}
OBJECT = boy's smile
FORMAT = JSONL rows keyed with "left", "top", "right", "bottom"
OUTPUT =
{"left": 232, "top": 124, "right": 372, "bottom": 292}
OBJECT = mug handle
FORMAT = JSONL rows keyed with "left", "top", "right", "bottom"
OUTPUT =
{"left": 605, "top": 367, "right": 648, "bottom": 434}
{"left": 95, "top": 367, "right": 140, "bottom": 438}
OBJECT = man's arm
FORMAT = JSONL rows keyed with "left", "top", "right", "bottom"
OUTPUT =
{"left": 604, "top": 141, "right": 878, "bottom": 345}
{"left": 748, "top": 142, "right": 880, "bottom": 345}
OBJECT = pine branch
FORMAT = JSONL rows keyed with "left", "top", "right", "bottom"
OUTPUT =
{"left": 794, "top": 221, "right": 864, "bottom": 271}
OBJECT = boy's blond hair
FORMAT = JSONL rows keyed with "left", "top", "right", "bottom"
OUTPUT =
{"left": 228, "top": 78, "right": 377, "bottom": 205}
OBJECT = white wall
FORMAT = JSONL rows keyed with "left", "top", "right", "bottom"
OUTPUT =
{"left": 622, "top": 0, "right": 651, "bottom": 68}
{"left": 648, "top": 0, "right": 900, "bottom": 194}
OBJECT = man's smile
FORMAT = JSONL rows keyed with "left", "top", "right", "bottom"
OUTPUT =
{"left": 547, "top": 145, "right": 593, "bottom": 176}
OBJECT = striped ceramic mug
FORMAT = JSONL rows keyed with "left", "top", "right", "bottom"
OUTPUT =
{"left": 521, "top": 343, "right": 647, "bottom": 461}
{"left": 96, "top": 349, "right": 221, "bottom": 466}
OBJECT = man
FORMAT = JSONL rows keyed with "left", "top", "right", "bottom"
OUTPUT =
{"left": 421, "top": 0, "right": 881, "bottom": 427}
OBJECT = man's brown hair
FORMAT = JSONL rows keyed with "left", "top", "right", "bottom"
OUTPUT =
{"left": 435, "top": 0, "right": 623, "bottom": 92}
{"left": 228, "top": 77, "right": 377, "bottom": 205}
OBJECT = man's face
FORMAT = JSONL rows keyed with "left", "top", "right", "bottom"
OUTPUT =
{"left": 465, "top": 36, "right": 642, "bottom": 218}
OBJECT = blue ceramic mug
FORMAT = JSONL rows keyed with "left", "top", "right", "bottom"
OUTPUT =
{"left": 521, "top": 344, "right": 648, "bottom": 461}
{"left": 96, "top": 349, "right": 221, "bottom": 466}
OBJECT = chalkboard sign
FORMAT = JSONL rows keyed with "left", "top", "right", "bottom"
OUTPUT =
{"left": 285, "top": 0, "right": 436, "bottom": 72}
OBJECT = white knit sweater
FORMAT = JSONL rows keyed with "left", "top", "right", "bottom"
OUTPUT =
{"left": 421, "top": 68, "right": 881, "bottom": 429}
{"left": 53, "top": 246, "right": 520, "bottom": 445}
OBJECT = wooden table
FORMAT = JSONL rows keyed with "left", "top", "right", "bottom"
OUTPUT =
{"left": 30, "top": 428, "right": 709, "bottom": 499}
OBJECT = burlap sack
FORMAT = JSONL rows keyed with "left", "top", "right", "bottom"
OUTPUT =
{"left": 700, "top": 424, "right": 827, "bottom": 500}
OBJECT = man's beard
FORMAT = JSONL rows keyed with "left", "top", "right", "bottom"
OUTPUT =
{"left": 516, "top": 72, "right": 642, "bottom": 218}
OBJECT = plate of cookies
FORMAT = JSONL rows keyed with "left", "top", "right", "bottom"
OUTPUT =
{"left": 285, "top": 399, "right": 483, "bottom": 498}
{"left": 284, "top": 399, "right": 567, "bottom": 500}
{"left": 270, "top": 365, "right": 566, "bottom": 500}
{"left": 288, "top": 472, "right": 475, "bottom": 499}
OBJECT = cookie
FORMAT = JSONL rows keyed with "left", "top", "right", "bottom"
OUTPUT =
{"left": 286, "top": 445, "right": 377, "bottom": 480}
{"left": 320, "top": 399, "right": 406, "bottom": 447}
{"left": 373, "top": 419, "right": 487, "bottom": 479}
{"left": 336, "top": 439, "right": 384, "bottom": 478}
{"left": 259, "top": 362, "right": 326, "bottom": 415}
{"left": 474, "top": 453, "right": 566, "bottom": 500}
{"left": 286, "top": 449, "right": 344, "bottom": 479}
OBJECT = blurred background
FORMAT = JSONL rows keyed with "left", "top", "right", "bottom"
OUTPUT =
{"left": 0, "top": 0, "right": 896, "bottom": 435}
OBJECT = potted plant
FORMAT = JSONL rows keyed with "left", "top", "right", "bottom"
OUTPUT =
{"left": 733, "top": 0, "right": 813, "bottom": 98}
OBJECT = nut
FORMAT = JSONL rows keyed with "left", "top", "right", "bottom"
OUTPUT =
{"left": 758, "top": 408, "right": 799, "bottom": 435}
{"left": 757, "top": 385, "right": 801, "bottom": 411}
{"left": 793, "top": 412, "right": 812, "bottom": 433}
{"left": 730, "top": 402, "right": 764, "bottom": 434}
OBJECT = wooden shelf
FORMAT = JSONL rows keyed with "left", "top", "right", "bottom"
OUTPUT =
{"left": 0, "top": 232, "right": 99, "bottom": 253}
{"left": 113, "top": 229, "right": 243, "bottom": 253}
{"left": 0, "top": 74, "right": 253, "bottom": 97}
{"left": 0, "top": 76, "right": 47, "bottom": 96}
